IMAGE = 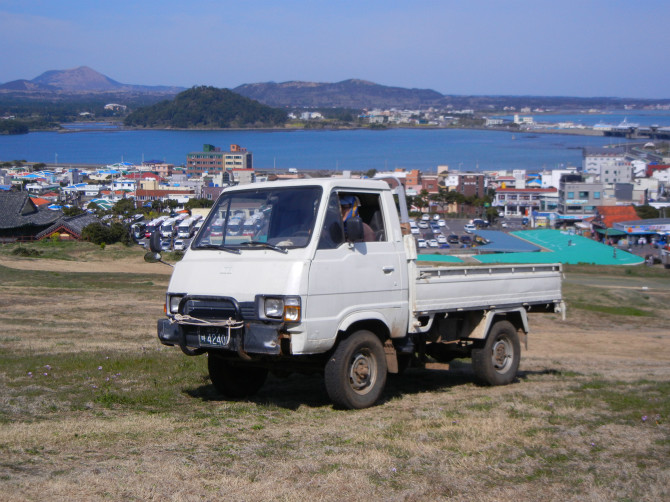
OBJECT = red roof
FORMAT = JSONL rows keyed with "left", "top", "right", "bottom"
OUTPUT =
{"left": 646, "top": 164, "right": 670, "bottom": 177}
{"left": 594, "top": 205, "right": 640, "bottom": 227}
{"left": 124, "top": 172, "right": 162, "bottom": 180}
{"left": 497, "top": 187, "right": 557, "bottom": 193}
{"left": 29, "top": 196, "right": 50, "bottom": 206}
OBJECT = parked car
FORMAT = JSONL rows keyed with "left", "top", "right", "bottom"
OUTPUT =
{"left": 173, "top": 239, "right": 186, "bottom": 251}
{"left": 160, "top": 240, "right": 172, "bottom": 252}
{"left": 433, "top": 214, "right": 440, "bottom": 221}
{"left": 473, "top": 218, "right": 489, "bottom": 228}
{"left": 421, "top": 214, "right": 430, "bottom": 221}
{"left": 460, "top": 235, "right": 472, "bottom": 245}
{"left": 417, "top": 238, "right": 427, "bottom": 248}
{"left": 464, "top": 223, "right": 476, "bottom": 233}
{"left": 448, "top": 234, "right": 460, "bottom": 244}
{"left": 410, "top": 226, "right": 420, "bottom": 235}
{"left": 428, "top": 239, "right": 439, "bottom": 248}
{"left": 438, "top": 219, "right": 446, "bottom": 227}
{"left": 437, "top": 234, "right": 447, "bottom": 244}
{"left": 418, "top": 221, "right": 429, "bottom": 229}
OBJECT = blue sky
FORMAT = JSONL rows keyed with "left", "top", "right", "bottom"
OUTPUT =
{"left": 1, "top": 0, "right": 668, "bottom": 99}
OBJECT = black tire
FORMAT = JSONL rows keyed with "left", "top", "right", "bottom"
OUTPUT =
{"left": 471, "top": 320, "right": 520, "bottom": 386}
{"left": 208, "top": 354, "right": 268, "bottom": 398}
{"left": 324, "top": 330, "right": 387, "bottom": 409}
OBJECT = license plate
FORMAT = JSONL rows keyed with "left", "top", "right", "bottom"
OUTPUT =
{"left": 198, "top": 332, "right": 230, "bottom": 348}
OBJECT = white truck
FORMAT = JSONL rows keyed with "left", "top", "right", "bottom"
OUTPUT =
{"left": 146, "top": 177, "right": 564, "bottom": 409}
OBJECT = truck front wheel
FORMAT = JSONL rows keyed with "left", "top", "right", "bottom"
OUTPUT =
{"left": 325, "top": 330, "right": 387, "bottom": 409}
{"left": 208, "top": 354, "right": 268, "bottom": 399}
{"left": 471, "top": 320, "right": 520, "bottom": 386}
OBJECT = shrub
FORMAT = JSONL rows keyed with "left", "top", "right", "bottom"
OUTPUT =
{"left": 81, "top": 222, "right": 132, "bottom": 246}
{"left": 11, "top": 247, "right": 41, "bottom": 257}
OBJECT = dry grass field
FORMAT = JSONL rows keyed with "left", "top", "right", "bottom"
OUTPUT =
{"left": 0, "top": 242, "right": 669, "bottom": 501}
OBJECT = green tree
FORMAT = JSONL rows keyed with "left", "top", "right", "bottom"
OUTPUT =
{"left": 62, "top": 206, "right": 85, "bottom": 217}
{"left": 81, "top": 222, "right": 132, "bottom": 246}
{"left": 635, "top": 205, "right": 659, "bottom": 220}
{"left": 112, "top": 198, "right": 137, "bottom": 216}
{"left": 185, "top": 198, "right": 214, "bottom": 210}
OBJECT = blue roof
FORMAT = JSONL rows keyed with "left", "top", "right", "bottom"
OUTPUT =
{"left": 474, "top": 230, "right": 644, "bottom": 266}
{"left": 475, "top": 230, "right": 542, "bottom": 253}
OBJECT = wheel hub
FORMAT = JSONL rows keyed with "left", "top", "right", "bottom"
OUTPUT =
{"left": 349, "top": 352, "right": 375, "bottom": 393}
{"left": 492, "top": 339, "right": 512, "bottom": 372}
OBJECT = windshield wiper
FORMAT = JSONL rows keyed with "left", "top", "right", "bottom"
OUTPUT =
{"left": 193, "top": 243, "right": 241, "bottom": 254}
{"left": 239, "top": 240, "right": 288, "bottom": 254}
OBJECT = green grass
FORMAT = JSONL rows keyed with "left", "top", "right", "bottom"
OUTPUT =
{"left": 570, "top": 302, "right": 654, "bottom": 317}
{"left": 0, "top": 264, "right": 163, "bottom": 292}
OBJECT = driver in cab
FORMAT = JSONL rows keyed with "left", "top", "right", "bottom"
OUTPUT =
{"left": 340, "top": 195, "right": 375, "bottom": 242}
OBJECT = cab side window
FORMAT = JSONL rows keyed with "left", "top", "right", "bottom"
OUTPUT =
{"left": 354, "top": 192, "right": 386, "bottom": 242}
{"left": 317, "top": 193, "right": 345, "bottom": 249}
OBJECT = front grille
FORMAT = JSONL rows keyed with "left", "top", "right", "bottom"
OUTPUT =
{"left": 182, "top": 298, "right": 257, "bottom": 321}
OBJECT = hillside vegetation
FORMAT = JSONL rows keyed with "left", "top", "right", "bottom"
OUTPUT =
{"left": 124, "top": 86, "right": 287, "bottom": 129}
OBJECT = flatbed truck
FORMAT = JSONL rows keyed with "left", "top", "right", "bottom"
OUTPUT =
{"left": 146, "top": 177, "right": 564, "bottom": 409}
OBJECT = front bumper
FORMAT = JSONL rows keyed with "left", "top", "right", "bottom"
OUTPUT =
{"left": 157, "top": 318, "right": 283, "bottom": 355}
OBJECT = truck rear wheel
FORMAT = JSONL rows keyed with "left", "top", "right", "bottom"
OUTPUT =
{"left": 471, "top": 320, "right": 520, "bottom": 386}
{"left": 208, "top": 354, "right": 268, "bottom": 398}
{"left": 325, "top": 330, "right": 387, "bottom": 409}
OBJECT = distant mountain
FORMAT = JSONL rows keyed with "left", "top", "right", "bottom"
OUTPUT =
{"left": 233, "top": 79, "right": 445, "bottom": 109}
{"left": 124, "top": 86, "right": 287, "bottom": 128}
{"left": 0, "top": 66, "right": 184, "bottom": 94}
{"left": 32, "top": 66, "right": 125, "bottom": 91}
{"left": 0, "top": 79, "right": 58, "bottom": 92}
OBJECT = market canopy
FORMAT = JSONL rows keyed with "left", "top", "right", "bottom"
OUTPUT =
{"left": 595, "top": 228, "right": 627, "bottom": 236}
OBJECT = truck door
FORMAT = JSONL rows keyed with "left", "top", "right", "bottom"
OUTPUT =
{"left": 307, "top": 190, "right": 408, "bottom": 342}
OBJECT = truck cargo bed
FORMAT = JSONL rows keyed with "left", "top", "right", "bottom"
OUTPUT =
{"left": 414, "top": 263, "right": 563, "bottom": 313}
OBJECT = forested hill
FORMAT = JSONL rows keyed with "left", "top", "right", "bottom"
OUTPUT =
{"left": 234, "top": 79, "right": 444, "bottom": 109}
{"left": 123, "top": 86, "right": 287, "bottom": 128}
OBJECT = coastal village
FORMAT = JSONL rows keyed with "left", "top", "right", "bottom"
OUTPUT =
{"left": 2, "top": 135, "right": 670, "bottom": 266}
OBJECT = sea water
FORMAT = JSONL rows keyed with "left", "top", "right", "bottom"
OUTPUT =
{"left": 2, "top": 111, "right": 667, "bottom": 173}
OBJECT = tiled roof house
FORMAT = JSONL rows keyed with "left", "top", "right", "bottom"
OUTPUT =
{"left": 35, "top": 213, "right": 102, "bottom": 241}
{"left": 0, "top": 192, "right": 62, "bottom": 241}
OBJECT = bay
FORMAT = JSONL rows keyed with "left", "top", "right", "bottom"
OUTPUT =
{"left": 0, "top": 116, "right": 656, "bottom": 173}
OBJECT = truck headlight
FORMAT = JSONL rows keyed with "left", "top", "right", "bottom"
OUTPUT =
{"left": 262, "top": 296, "right": 301, "bottom": 322}
{"left": 264, "top": 298, "right": 284, "bottom": 318}
{"left": 168, "top": 295, "right": 184, "bottom": 314}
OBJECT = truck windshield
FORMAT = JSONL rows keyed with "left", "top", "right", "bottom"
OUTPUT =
{"left": 193, "top": 186, "right": 322, "bottom": 250}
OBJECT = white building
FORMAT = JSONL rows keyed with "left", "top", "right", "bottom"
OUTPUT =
{"left": 540, "top": 167, "right": 579, "bottom": 189}
{"left": 583, "top": 148, "right": 632, "bottom": 184}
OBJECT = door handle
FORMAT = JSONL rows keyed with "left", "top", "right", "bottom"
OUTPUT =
{"left": 382, "top": 266, "right": 394, "bottom": 274}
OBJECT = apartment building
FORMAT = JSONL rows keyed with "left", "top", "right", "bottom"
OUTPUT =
{"left": 456, "top": 173, "right": 485, "bottom": 198}
{"left": 583, "top": 148, "right": 632, "bottom": 184}
{"left": 186, "top": 144, "right": 253, "bottom": 177}
{"left": 494, "top": 187, "right": 557, "bottom": 216}
{"left": 557, "top": 175, "right": 603, "bottom": 218}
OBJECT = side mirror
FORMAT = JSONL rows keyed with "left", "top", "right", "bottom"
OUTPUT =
{"left": 149, "top": 230, "right": 161, "bottom": 253}
{"left": 344, "top": 217, "right": 364, "bottom": 242}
